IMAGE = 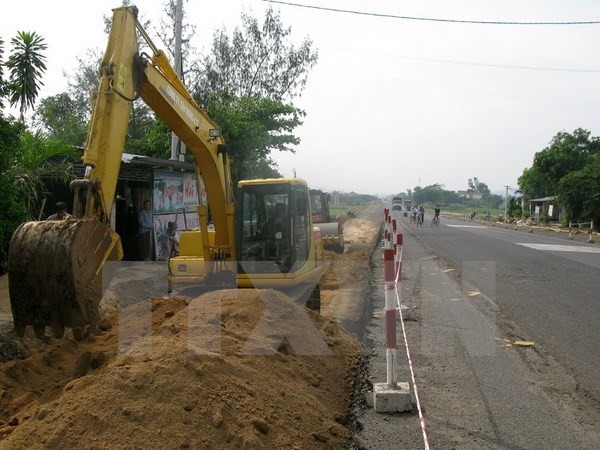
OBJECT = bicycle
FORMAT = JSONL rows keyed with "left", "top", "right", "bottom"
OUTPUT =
{"left": 416, "top": 214, "right": 424, "bottom": 226}
{"left": 431, "top": 215, "right": 440, "bottom": 227}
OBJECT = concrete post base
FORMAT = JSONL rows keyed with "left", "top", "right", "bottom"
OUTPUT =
{"left": 373, "top": 382, "right": 412, "bottom": 413}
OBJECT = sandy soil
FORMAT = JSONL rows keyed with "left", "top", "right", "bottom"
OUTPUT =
{"left": 0, "top": 202, "right": 384, "bottom": 448}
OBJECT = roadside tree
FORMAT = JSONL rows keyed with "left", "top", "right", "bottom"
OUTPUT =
{"left": 0, "top": 112, "right": 26, "bottom": 270}
{"left": 8, "top": 129, "right": 76, "bottom": 218}
{"left": 519, "top": 128, "right": 600, "bottom": 225}
{"left": 205, "top": 93, "right": 304, "bottom": 181}
{"left": 33, "top": 93, "right": 88, "bottom": 146}
{"left": 519, "top": 128, "right": 600, "bottom": 199}
{"left": 557, "top": 153, "right": 600, "bottom": 224}
{"left": 196, "top": 6, "right": 318, "bottom": 103}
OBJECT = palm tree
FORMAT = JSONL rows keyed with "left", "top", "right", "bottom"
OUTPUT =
{"left": 6, "top": 31, "right": 47, "bottom": 122}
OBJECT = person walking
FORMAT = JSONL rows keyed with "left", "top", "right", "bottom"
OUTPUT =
{"left": 138, "top": 200, "right": 153, "bottom": 260}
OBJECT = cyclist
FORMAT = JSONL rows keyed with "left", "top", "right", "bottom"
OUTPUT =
{"left": 411, "top": 205, "right": 418, "bottom": 223}
{"left": 432, "top": 205, "right": 441, "bottom": 226}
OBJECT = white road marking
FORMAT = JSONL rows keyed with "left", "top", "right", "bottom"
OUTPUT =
{"left": 446, "top": 225, "right": 488, "bottom": 229}
{"left": 516, "top": 243, "right": 600, "bottom": 253}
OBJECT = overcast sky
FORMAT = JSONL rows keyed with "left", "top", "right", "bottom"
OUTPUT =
{"left": 2, "top": 0, "right": 600, "bottom": 196}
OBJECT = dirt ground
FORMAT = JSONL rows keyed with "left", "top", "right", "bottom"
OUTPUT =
{"left": 0, "top": 203, "right": 383, "bottom": 448}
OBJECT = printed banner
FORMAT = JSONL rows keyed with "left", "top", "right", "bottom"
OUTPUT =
{"left": 153, "top": 170, "right": 184, "bottom": 214}
{"left": 153, "top": 212, "right": 200, "bottom": 261}
{"left": 183, "top": 172, "right": 203, "bottom": 211}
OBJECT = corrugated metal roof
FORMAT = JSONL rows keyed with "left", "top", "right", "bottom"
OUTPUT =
{"left": 530, "top": 196, "right": 556, "bottom": 202}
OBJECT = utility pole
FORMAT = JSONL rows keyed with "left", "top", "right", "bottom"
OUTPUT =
{"left": 504, "top": 185, "right": 510, "bottom": 225}
{"left": 170, "top": 0, "right": 184, "bottom": 161}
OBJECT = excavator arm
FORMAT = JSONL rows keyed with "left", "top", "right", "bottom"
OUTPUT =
{"left": 8, "top": 6, "right": 235, "bottom": 339}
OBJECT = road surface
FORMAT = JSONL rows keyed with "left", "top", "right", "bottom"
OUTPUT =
{"left": 354, "top": 210, "right": 600, "bottom": 449}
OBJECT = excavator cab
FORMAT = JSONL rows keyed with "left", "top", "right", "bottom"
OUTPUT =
{"left": 237, "top": 180, "right": 311, "bottom": 275}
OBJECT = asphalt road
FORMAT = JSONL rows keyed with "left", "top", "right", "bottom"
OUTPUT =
{"left": 408, "top": 213, "right": 600, "bottom": 406}
{"left": 353, "top": 209, "right": 600, "bottom": 449}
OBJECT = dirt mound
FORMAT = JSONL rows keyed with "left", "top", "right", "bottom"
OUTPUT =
{"left": 0, "top": 201, "right": 384, "bottom": 448}
{"left": 0, "top": 291, "right": 359, "bottom": 448}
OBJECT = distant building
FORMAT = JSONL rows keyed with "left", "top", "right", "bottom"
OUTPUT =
{"left": 457, "top": 190, "right": 483, "bottom": 200}
{"left": 529, "top": 196, "right": 563, "bottom": 221}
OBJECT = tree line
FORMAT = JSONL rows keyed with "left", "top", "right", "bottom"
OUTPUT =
{"left": 395, "top": 128, "right": 599, "bottom": 226}
{"left": 396, "top": 177, "right": 504, "bottom": 210}
{"left": 0, "top": 1, "right": 318, "bottom": 270}
{"left": 518, "top": 128, "right": 599, "bottom": 225}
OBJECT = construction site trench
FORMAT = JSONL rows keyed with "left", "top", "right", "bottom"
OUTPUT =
{"left": 0, "top": 202, "right": 384, "bottom": 448}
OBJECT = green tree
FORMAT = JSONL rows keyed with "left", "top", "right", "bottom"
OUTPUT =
{"left": 468, "top": 177, "right": 491, "bottom": 196}
{"left": 413, "top": 184, "right": 460, "bottom": 206}
{"left": 197, "top": 6, "right": 318, "bottom": 102}
{"left": 557, "top": 153, "right": 600, "bottom": 224}
{"left": 0, "top": 112, "right": 27, "bottom": 270}
{"left": 507, "top": 197, "right": 523, "bottom": 218}
{"left": 518, "top": 128, "right": 600, "bottom": 199}
{"left": 66, "top": 49, "right": 102, "bottom": 126}
{"left": 205, "top": 93, "right": 304, "bottom": 181}
{"left": 33, "top": 93, "right": 88, "bottom": 146}
{"left": 414, "top": 184, "right": 443, "bottom": 204}
{"left": 488, "top": 194, "right": 504, "bottom": 209}
{"left": 0, "top": 37, "right": 9, "bottom": 108}
{"left": 8, "top": 130, "right": 77, "bottom": 218}
{"left": 36, "top": 47, "right": 163, "bottom": 157}
{"left": 6, "top": 31, "right": 47, "bottom": 122}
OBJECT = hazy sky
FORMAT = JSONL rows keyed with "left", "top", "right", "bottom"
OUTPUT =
{"left": 2, "top": 0, "right": 600, "bottom": 196}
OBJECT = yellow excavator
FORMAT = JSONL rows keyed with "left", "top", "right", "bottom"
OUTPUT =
{"left": 8, "top": 6, "right": 324, "bottom": 340}
{"left": 309, "top": 189, "right": 344, "bottom": 253}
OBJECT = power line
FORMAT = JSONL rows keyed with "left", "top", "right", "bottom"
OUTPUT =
{"left": 321, "top": 45, "right": 600, "bottom": 73}
{"left": 264, "top": 0, "right": 600, "bottom": 25}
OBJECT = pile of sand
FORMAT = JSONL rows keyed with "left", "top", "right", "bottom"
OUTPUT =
{"left": 0, "top": 202, "right": 384, "bottom": 448}
{"left": 0, "top": 290, "right": 359, "bottom": 448}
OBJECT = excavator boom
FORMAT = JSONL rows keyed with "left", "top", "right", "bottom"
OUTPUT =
{"left": 8, "top": 6, "right": 235, "bottom": 339}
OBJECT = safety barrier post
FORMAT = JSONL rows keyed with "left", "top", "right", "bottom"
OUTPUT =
{"left": 385, "top": 214, "right": 393, "bottom": 250}
{"left": 395, "top": 233, "right": 403, "bottom": 281}
{"left": 373, "top": 247, "right": 412, "bottom": 414}
{"left": 391, "top": 218, "right": 397, "bottom": 252}
{"left": 383, "top": 249, "right": 397, "bottom": 387}
{"left": 589, "top": 220, "right": 595, "bottom": 243}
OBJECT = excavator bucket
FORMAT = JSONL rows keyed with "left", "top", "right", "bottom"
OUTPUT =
{"left": 318, "top": 222, "right": 345, "bottom": 254}
{"left": 8, "top": 219, "right": 122, "bottom": 340}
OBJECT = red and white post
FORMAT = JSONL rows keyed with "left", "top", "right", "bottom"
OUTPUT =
{"left": 395, "top": 233, "right": 403, "bottom": 281}
{"left": 383, "top": 248, "right": 398, "bottom": 387}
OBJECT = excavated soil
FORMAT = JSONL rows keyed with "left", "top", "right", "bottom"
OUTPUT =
{"left": 0, "top": 202, "right": 384, "bottom": 448}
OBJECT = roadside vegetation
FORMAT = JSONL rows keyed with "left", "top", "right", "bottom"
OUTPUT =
{"left": 394, "top": 129, "right": 600, "bottom": 228}
{"left": 518, "top": 128, "right": 599, "bottom": 226}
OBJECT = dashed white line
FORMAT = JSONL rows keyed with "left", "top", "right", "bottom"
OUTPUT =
{"left": 516, "top": 243, "right": 600, "bottom": 253}
{"left": 446, "top": 225, "right": 488, "bottom": 229}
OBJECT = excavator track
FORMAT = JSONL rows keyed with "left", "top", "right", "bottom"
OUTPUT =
{"left": 8, "top": 219, "right": 121, "bottom": 340}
